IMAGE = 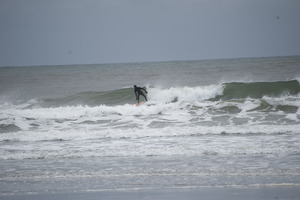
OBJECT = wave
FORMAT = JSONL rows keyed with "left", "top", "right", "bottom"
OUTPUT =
{"left": 212, "top": 80, "right": 300, "bottom": 100}
{"left": 2, "top": 79, "right": 290, "bottom": 109}
{"left": 40, "top": 88, "right": 135, "bottom": 107}
{"left": 34, "top": 80, "right": 300, "bottom": 107}
{"left": 1, "top": 80, "right": 299, "bottom": 135}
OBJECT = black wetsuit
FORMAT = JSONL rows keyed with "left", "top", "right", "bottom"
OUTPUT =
{"left": 134, "top": 86, "right": 148, "bottom": 103}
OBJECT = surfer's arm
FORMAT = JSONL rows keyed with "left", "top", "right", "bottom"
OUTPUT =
{"left": 141, "top": 88, "right": 148, "bottom": 93}
{"left": 134, "top": 90, "right": 138, "bottom": 99}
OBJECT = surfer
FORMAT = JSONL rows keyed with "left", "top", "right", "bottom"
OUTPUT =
{"left": 134, "top": 85, "right": 148, "bottom": 103}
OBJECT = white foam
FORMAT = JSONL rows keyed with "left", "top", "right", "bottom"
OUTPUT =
{"left": 1, "top": 89, "right": 300, "bottom": 160}
{"left": 1, "top": 121, "right": 300, "bottom": 142}
{"left": 148, "top": 85, "right": 223, "bottom": 103}
{"left": 286, "top": 113, "right": 298, "bottom": 121}
{"left": 1, "top": 93, "right": 299, "bottom": 136}
{"left": 1, "top": 123, "right": 300, "bottom": 160}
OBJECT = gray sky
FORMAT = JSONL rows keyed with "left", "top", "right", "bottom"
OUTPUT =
{"left": 0, "top": 0, "right": 300, "bottom": 66}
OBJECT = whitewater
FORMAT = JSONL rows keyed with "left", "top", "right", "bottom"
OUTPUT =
{"left": 0, "top": 56, "right": 300, "bottom": 198}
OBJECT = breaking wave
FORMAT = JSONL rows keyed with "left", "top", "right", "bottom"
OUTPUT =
{"left": 20, "top": 80, "right": 300, "bottom": 108}
{"left": 0, "top": 80, "right": 299, "bottom": 133}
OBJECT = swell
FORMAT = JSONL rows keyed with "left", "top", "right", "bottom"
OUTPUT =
{"left": 212, "top": 80, "right": 300, "bottom": 100}
{"left": 41, "top": 88, "right": 135, "bottom": 107}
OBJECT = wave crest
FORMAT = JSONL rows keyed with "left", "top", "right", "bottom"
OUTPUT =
{"left": 213, "top": 80, "right": 300, "bottom": 100}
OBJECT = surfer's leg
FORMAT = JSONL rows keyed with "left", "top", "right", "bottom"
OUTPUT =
{"left": 137, "top": 95, "right": 140, "bottom": 103}
{"left": 141, "top": 93, "right": 147, "bottom": 101}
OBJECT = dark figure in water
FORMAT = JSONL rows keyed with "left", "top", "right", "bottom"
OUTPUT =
{"left": 134, "top": 85, "right": 148, "bottom": 103}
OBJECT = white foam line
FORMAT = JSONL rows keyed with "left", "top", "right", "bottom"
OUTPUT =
{"left": 84, "top": 183, "right": 300, "bottom": 193}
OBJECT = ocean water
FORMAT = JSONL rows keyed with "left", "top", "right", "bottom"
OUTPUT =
{"left": 1, "top": 56, "right": 300, "bottom": 197}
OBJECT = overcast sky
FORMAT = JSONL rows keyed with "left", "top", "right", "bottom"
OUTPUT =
{"left": 0, "top": 0, "right": 300, "bottom": 66}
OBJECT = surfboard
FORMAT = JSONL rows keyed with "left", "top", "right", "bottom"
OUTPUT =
{"left": 135, "top": 101, "right": 145, "bottom": 106}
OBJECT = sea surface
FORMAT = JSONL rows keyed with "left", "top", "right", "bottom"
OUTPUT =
{"left": 1, "top": 56, "right": 300, "bottom": 198}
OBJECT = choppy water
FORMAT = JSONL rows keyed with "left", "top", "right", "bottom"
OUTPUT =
{"left": 0, "top": 56, "right": 300, "bottom": 196}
